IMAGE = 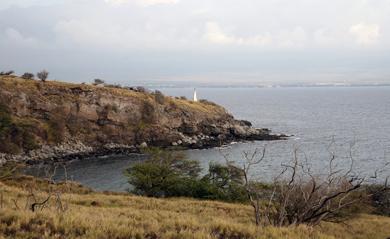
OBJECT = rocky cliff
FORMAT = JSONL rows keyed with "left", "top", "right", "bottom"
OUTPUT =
{"left": 0, "top": 76, "right": 285, "bottom": 163}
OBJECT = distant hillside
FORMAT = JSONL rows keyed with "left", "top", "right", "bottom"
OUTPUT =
{"left": 0, "top": 76, "right": 283, "bottom": 163}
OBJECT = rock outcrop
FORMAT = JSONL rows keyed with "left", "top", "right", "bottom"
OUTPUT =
{"left": 0, "top": 76, "right": 286, "bottom": 164}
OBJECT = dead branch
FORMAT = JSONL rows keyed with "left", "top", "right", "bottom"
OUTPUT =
{"left": 31, "top": 194, "right": 51, "bottom": 212}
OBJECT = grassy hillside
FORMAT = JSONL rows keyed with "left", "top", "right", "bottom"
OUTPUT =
{"left": 0, "top": 177, "right": 389, "bottom": 239}
{"left": 0, "top": 75, "right": 224, "bottom": 114}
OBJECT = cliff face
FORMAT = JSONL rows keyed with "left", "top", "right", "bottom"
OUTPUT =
{"left": 0, "top": 76, "right": 283, "bottom": 162}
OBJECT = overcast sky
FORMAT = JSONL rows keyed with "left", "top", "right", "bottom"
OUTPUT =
{"left": 1, "top": 0, "right": 389, "bottom": 86}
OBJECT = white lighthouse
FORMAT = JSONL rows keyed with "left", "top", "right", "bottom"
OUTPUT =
{"left": 193, "top": 88, "right": 198, "bottom": 102}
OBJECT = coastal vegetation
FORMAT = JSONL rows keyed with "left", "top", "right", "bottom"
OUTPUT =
{"left": 0, "top": 73, "right": 389, "bottom": 238}
{"left": 126, "top": 148, "right": 247, "bottom": 202}
{"left": 0, "top": 164, "right": 390, "bottom": 239}
{"left": 127, "top": 148, "right": 390, "bottom": 228}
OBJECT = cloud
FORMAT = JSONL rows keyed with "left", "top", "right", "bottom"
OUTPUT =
{"left": 349, "top": 23, "right": 380, "bottom": 45}
{"left": 204, "top": 22, "right": 272, "bottom": 47}
{"left": 139, "top": 0, "right": 179, "bottom": 6}
{"left": 313, "top": 29, "right": 338, "bottom": 46}
{"left": 0, "top": 0, "right": 64, "bottom": 10}
{"left": 53, "top": 18, "right": 179, "bottom": 49}
{"left": 204, "top": 22, "right": 310, "bottom": 48}
{"left": 1, "top": 0, "right": 390, "bottom": 84}
{"left": 0, "top": 28, "right": 40, "bottom": 47}
{"left": 274, "top": 27, "right": 307, "bottom": 48}
{"left": 104, "top": 0, "right": 127, "bottom": 4}
{"left": 104, "top": 0, "right": 179, "bottom": 7}
{"left": 54, "top": 19, "right": 129, "bottom": 48}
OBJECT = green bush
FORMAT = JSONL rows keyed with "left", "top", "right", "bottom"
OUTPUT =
{"left": 0, "top": 104, "right": 12, "bottom": 135}
{"left": 366, "top": 184, "right": 390, "bottom": 216}
{"left": 199, "top": 99, "right": 218, "bottom": 106}
{"left": 199, "top": 163, "right": 247, "bottom": 202}
{"left": 154, "top": 90, "right": 165, "bottom": 105}
{"left": 46, "top": 108, "right": 66, "bottom": 144}
{"left": 126, "top": 149, "right": 201, "bottom": 197}
{"left": 0, "top": 103, "right": 39, "bottom": 153}
{"left": 21, "top": 72, "right": 34, "bottom": 80}
{"left": 125, "top": 149, "right": 248, "bottom": 202}
{"left": 141, "top": 101, "right": 156, "bottom": 124}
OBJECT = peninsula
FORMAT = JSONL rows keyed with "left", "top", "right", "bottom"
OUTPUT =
{"left": 0, "top": 75, "right": 285, "bottom": 164}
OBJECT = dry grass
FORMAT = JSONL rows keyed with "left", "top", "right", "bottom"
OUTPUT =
{"left": 172, "top": 98, "right": 227, "bottom": 115}
{"left": 0, "top": 179, "right": 389, "bottom": 239}
{"left": 0, "top": 76, "right": 224, "bottom": 115}
{"left": 0, "top": 75, "right": 148, "bottom": 101}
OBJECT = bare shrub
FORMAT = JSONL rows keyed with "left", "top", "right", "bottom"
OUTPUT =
{"left": 37, "top": 70, "right": 49, "bottom": 82}
{"left": 265, "top": 151, "right": 364, "bottom": 226}
{"left": 24, "top": 163, "right": 70, "bottom": 213}
{"left": 222, "top": 142, "right": 382, "bottom": 227}
{"left": 1, "top": 162, "right": 70, "bottom": 214}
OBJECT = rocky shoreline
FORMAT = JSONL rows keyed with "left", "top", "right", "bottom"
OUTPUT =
{"left": 0, "top": 127, "right": 287, "bottom": 166}
{"left": 0, "top": 76, "right": 287, "bottom": 166}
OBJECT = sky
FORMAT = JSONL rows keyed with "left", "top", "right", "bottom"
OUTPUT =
{"left": 0, "top": 0, "right": 390, "bottom": 86}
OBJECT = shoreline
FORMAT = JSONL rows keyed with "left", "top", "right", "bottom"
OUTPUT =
{"left": 0, "top": 76, "right": 288, "bottom": 166}
{"left": 1, "top": 131, "right": 288, "bottom": 166}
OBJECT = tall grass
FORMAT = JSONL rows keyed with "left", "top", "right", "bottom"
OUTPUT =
{"left": 0, "top": 178, "right": 390, "bottom": 239}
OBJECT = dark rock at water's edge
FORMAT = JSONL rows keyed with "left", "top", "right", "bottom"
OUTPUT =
{"left": 0, "top": 75, "right": 287, "bottom": 165}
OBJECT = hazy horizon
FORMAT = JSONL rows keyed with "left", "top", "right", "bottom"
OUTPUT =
{"left": 1, "top": 0, "right": 390, "bottom": 86}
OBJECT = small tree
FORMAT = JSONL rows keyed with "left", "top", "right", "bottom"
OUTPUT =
{"left": 93, "top": 79, "right": 105, "bottom": 85}
{"left": 125, "top": 148, "right": 248, "bottom": 202}
{"left": 200, "top": 163, "right": 248, "bottom": 202}
{"left": 0, "top": 71, "right": 14, "bottom": 76}
{"left": 37, "top": 70, "right": 49, "bottom": 82}
{"left": 136, "top": 86, "right": 147, "bottom": 93}
{"left": 21, "top": 72, "right": 34, "bottom": 80}
{"left": 154, "top": 90, "right": 165, "bottom": 104}
{"left": 126, "top": 148, "right": 201, "bottom": 197}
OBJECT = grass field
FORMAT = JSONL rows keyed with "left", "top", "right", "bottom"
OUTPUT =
{"left": 0, "top": 176, "right": 390, "bottom": 239}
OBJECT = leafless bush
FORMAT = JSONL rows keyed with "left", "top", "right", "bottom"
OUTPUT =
{"left": 265, "top": 148, "right": 364, "bottom": 226}
{"left": 25, "top": 162, "right": 69, "bottom": 213}
{"left": 37, "top": 70, "right": 49, "bottom": 82}
{"left": 221, "top": 147, "right": 269, "bottom": 225}
{"left": 0, "top": 161, "right": 70, "bottom": 213}
{"left": 223, "top": 142, "right": 389, "bottom": 227}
